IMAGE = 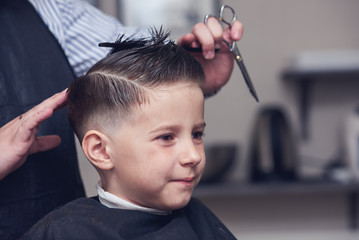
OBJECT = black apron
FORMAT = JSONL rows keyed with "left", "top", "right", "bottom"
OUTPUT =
{"left": 0, "top": 0, "right": 85, "bottom": 239}
{"left": 21, "top": 198, "right": 237, "bottom": 240}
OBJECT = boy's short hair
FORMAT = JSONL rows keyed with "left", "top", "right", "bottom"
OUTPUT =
{"left": 67, "top": 29, "right": 205, "bottom": 141}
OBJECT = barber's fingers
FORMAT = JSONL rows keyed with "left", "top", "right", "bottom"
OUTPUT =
{"left": 178, "top": 18, "right": 244, "bottom": 61}
{"left": 205, "top": 17, "right": 224, "bottom": 43}
{"left": 204, "top": 17, "right": 243, "bottom": 42}
{"left": 191, "top": 19, "right": 223, "bottom": 59}
{"left": 177, "top": 33, "right": 196, "bottom": 47}
{"left": 190, "top": 19, "right": 243, "bottom": 59}
{"left": 15, "top": 89, "right": 67, "bottom": 146}
{"left": 17, "top": 89, "right": 67, "bottom": 134}
{"left": 227, "top": 20, "right": 243, "bottom": 42}
{"left": 24, "top": 88, "right": 67, "bottom": 120}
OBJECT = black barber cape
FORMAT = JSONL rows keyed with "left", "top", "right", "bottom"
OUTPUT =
{"left": 21, "top": 197, "right": 237, "bottom": 240}
{"left": 0, "top": 0, "right": 85, "bottom": 239}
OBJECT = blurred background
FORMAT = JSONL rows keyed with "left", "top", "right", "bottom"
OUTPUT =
{"left": 80, "top": 0, "right": 359, "bottom": 239}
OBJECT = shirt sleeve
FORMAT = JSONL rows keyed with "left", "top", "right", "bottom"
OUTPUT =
{"left": 28, "top": 0, "right": 145, "bottom": 77}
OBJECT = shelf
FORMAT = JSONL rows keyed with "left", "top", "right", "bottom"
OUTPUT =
{"left": 281, "top": 50, "right": 359, "bottom": 140}
{"left": 283, "top": 49, "right": 359, "bottom": 81}
{"left": 194, "top": 180, "right": 359, "bottom": 229}
{"left": 194, "top": 180, "right": 359, "bottom": 198}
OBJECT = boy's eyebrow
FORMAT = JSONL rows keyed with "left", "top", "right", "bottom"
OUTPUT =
{"left": 149, "top": 122, "right": 206, "bottom": 134}
{"left": 194, "top": 122, "right": 207, "bottom": 129}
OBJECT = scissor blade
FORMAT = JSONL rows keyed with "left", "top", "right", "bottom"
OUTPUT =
{"left": 234, "top": 51, "right": 259, "bottom": 102}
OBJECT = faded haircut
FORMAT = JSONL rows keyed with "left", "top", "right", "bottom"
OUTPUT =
{"left": 67, "top": 28, "right": 205, "bottom": 142}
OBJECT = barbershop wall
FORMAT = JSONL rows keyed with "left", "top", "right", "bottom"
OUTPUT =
{"left": 78, "top": 0, "right": 359, "bottom": 239}
{"left": 206, "top": 0, "right": 359, "bottom": 180}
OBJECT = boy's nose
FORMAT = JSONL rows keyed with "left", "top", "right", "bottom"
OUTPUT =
{"left": 179, "top": 141, "right": 203, "bottom": 167}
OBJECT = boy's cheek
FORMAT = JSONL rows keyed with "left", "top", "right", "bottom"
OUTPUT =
{"left": 197, "top": 160, "right": 206, "bottom": 179}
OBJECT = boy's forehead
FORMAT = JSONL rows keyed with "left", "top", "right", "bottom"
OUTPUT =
{"left": 150, "top": 81, "right": 202, "bottom": 94}
{"left": 148, "top": 81, "right": 203, "bottom": 103}
{"left": 128, "top": 81, "right": 204, "bottom": 122}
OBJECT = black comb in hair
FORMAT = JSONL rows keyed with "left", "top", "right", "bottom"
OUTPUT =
{"left": 98, "top": 36, "right": 147, "bottom": 55}
{"left": 98, "top": 27, "right": 170, "bottom": 55}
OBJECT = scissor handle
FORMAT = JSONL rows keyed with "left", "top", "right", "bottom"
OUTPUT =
{"left": 203, "top": 5, "right": 237, "bottom": 51}
{"left": 203, "top": 14, "right": 215, "bottom": 23}
{"left": 204, "top": 5, "right": 237, "bottom": 26}
{"left": 219, "top": 5, "right": 237, "bottom": 26}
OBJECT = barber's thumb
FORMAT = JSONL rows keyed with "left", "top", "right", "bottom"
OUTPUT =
{"left": 29, "top": 135, "right": 62, "bottom": 155}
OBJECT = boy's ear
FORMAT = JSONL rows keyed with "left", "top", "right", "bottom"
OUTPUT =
{"left": 82, "top": 130, "right": 114, "bottom": 170}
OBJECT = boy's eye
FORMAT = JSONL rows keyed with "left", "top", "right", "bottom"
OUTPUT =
{"left": 159, "top": 134, "right": 174, "bottom": 142}
{"left": 192, "top": 131, "right": 204, "bottom": 141}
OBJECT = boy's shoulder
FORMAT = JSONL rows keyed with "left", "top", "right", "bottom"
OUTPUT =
{"left": 35, "top": 197, "right": 104, "bottom": 224}
{"left": 183, "top": 198, "right": 237, "bottom": 240}
{"left": 21, "top": 197, "right": 105, "bottom": 240}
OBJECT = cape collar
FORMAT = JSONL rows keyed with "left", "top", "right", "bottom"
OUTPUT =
{"left": 96, "top": 181, "right": 171, "bottom": 216}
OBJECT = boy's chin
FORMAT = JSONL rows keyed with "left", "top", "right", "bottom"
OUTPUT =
{"left": 160, "top": 196, "right": 192, "bottom": 211}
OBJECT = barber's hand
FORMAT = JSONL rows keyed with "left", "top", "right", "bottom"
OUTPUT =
{"left": 178, "top": 18, "right": 243, "bottom": 96}
{"left": 0, "top": 89, "right": 67, "bottom": 180}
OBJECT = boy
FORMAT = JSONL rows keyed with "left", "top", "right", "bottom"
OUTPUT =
{"left": 22, "top": 29, "right": 237, "bottom": 240}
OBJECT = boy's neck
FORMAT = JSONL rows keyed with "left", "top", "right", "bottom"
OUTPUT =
{"left": 96, "top": 181, "right": 171, "bottom": 215}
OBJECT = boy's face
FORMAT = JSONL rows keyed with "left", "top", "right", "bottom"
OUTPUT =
{"left": 106, "top": 81, "right": 206, "bottom": 211}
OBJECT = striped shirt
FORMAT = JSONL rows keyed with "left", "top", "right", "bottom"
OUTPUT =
{"left": 28, "top": 0, "right": 143, "bottom": 77}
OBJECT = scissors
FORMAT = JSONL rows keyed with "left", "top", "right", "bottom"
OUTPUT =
{"left": 187, "top": 5, "right": 259, "bottom": 102}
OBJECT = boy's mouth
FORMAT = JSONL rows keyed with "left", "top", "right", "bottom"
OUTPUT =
{"left": 171, "top": 177, "right": 196, "bottom": 187}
